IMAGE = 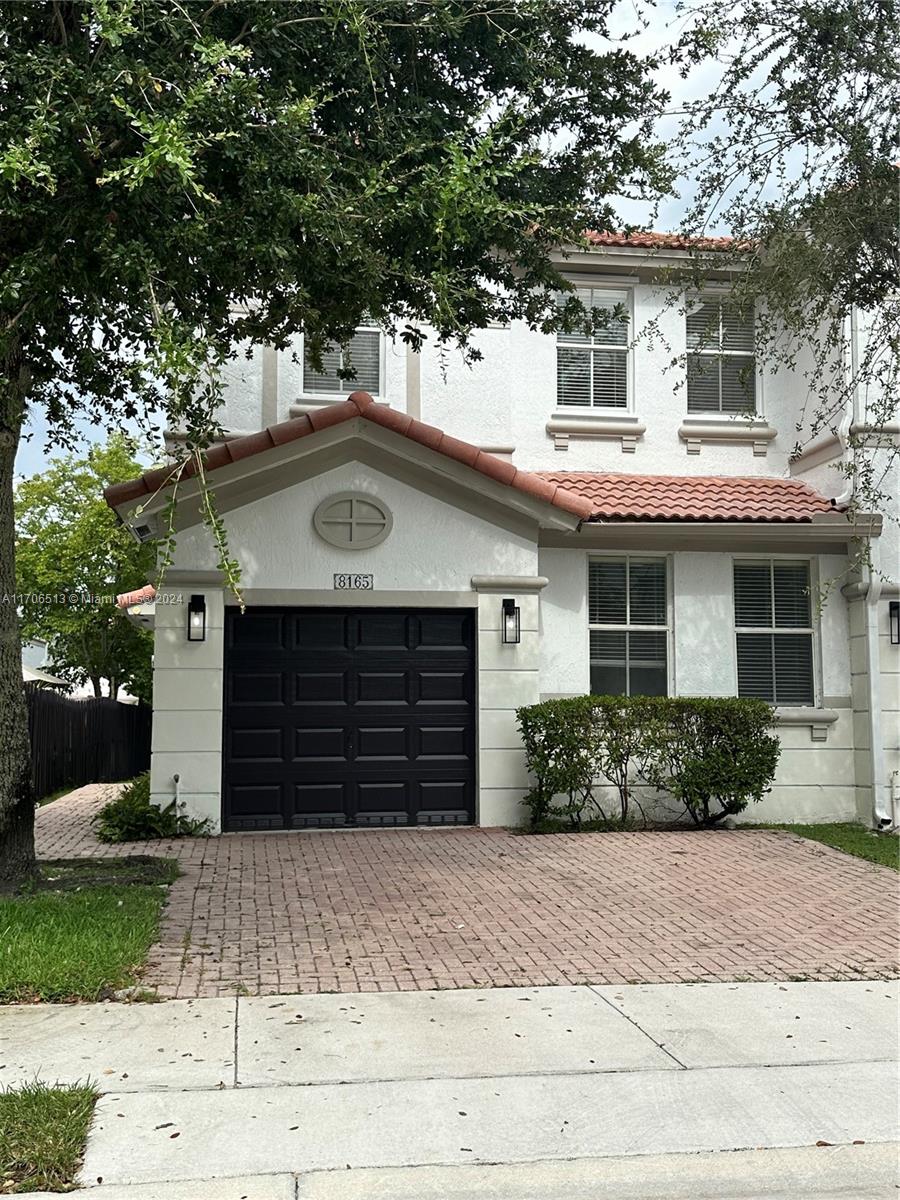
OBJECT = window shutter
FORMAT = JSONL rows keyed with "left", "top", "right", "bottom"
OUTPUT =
{"left": 773, "top": 563, "right": 811, "bottom": 627}
{"left": 720, "top": 356, "right": 756, "bottom": 414}
{"left": 734, "top": 562, "right": 773, "bottom": 627}
{"left": 592, "top": 349, "right": 627, "bottom": 407}
{"left": 721, "top": 303, "right": 755, "bottom": 352}
{"left": 557, "top": 347, "right": 591, "bottom": 406}
{"left": 303, "top": 329, "right": 381, "bottom": 395}
{"left": 589, "top": 560, "right": 627, "bottom": 624}
{"left": 736, "top": 633, "right": 775, "bottom": 701}
{"left": 686, "top": 301, "right": 720, "bottom": 351}
{"left": 686, "top": 354, "right": 721, "bottom": 413}
{"left": 629, "top": 560, "right": 667, "bottom": 625}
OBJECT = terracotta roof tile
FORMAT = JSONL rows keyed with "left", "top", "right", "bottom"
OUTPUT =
{"left": 583, "top": 230, "right": 739, "bottom": 251}
{"left": 537, "top": 472, "right": 838, "bottom": 523}
{"left": 116, "top": 584, "right": 157, "bottom": 609}
{"left": 104, "top": 391, "right": 593, "bottom": 521}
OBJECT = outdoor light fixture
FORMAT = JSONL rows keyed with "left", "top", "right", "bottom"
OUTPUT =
{"left": 890, "top": 600, "right": 900, "bottom": 646}
{"left": 187, "top": 594, "right": 207, "bottom": 642}
{"left": 501, "top": 597, "right": 521, "bottom": 644}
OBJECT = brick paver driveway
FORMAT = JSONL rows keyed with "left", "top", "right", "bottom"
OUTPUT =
{"left": 37, "top": 785, "right": 899, "bottom": 999}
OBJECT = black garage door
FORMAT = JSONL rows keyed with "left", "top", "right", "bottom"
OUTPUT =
{"left": 222, "top": 607, "right": 476, "bottom": 830}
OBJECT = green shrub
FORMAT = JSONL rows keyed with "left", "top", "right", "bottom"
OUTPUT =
{"left": 638, "top": 696, "right": 780, "bottom": 826}
{"left": 516, "top": 695, "right": 780, "bottom": 830}
{"left": 94, "top": 774, "right": 211, "bottom": 843}
{"left": 516, "top": 697, "right": 596, "bottom": 828}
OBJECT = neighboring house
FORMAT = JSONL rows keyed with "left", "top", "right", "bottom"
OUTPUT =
{"left": 107, "top": 234, "right": 900, "bottom": 834}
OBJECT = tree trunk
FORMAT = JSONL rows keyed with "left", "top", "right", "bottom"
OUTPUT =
{"left": 0, "top": 387, "right": 35, "bottom": 884}
{"left": 90, "top": 675, "right": 102, "bottom": 698}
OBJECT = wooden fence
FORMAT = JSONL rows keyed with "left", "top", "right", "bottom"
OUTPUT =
{"left": 26, "top": 688, "right": 152, "bottom": 801}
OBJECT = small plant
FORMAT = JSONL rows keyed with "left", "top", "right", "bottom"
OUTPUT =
{"left": 94, "top": 774, "right": 211, "bottom": 843}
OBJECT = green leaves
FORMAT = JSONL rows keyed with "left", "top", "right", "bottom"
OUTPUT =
{"left": 14, "top": 436, "right": 155, "bottom": 700}
{"left": 517, "top": 696, "right": 781, "bottom": 830}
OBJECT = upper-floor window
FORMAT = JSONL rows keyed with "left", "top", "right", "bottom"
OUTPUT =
{"left": 557, "top": 288, "right": 629, "bottom": 409}
{"left": 302, "top": 322, "right": 381, "bottom": 397}
{"left": 734, "top": 559, "right": 814, "bottom": 705}
{"left": 589, "top": 557, "right": 668, "bottom": 696}
{"left": 686, "top": 297, "right": 756, "bottom": 415}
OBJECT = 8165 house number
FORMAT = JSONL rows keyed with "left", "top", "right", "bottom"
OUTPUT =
{"left": 333, "top": 573, "right": 374, "bottom": 590}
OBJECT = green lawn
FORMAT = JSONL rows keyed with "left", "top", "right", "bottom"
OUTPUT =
{"left": 1, "top": 1082, "right": 98, "bottom": 1194}
{"left": 759, "top": 822, "right": 900, "bottom": 870}
{"left": 0, "top": 857, "right": 178, "bottom": 1003}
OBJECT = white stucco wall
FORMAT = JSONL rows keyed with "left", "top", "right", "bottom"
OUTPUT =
{"left": 537, "top": 545, "right": 858, "bottom": 824}
{"left": 171, "top": 462, "right": 537, "bottom": 588}
{"left": 153, "top": 460, "right": 542, "bottom": 830}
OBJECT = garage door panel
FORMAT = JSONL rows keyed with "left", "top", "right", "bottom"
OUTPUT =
{"left": 291, "top": 783, "right": 348, "bottom": 827}
{"left": 418, "top": 671, "right": 469, "bottom": 704}
{"left": 418, "top": 725, "right": 469, "bottom": 760}
{"left": 226, "top": 783, "right": 283, "bottom": 830}
{"left": 229, "top": 727, "right": 283, "bottom": 762}
{"left": 223, "top": 607, "right": 475, "bottom": 830}
{"left": 229, "top": 672, "right": 284, "bottom": 705}
{"left": 293, "top": 726, "right": 346, "bottom": 761}
{"left": 356, "top": 780, "right": 409, "bottom": 825}
{"left": 357, "top": 671, "right": 410, "bottom": 705}
{"left": 229, "top": 612, "right": 284, "bottom": 649}
{"left": 416, "top": 613, "right": 471, "bottom": 650}
{"left": 293, "top": 672, "right": 349, "bottom": 705}
{"left": 292, "top": 612, "right": 347, "bottom": 651}
{"left": 356, "top": 612, "right": 409, "bottom": 650}
{"left": 417, "top": 780, "right": 471, "bottom": 824}
{"left": 356, "top": 725, "right": 408, "bottom": 760}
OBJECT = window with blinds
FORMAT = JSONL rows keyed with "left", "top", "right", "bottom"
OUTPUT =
{"left": 557, "top": 288, "right": 629, "bottom": 409}
{"left": 686, "top": 297, "right": 756, "bottom": 415}
{"left": 734, "top": 560, "right": 815, "bottom": 705}
{"left": 589, "top": 557, "right": 668, "bottom": 696}
{"left": 302, "top": 325, "right": 381, "bottom": 396}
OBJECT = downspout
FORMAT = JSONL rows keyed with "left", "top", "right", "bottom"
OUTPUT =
{"left": 838, "top": 308, "right": 892, "bottom": 828}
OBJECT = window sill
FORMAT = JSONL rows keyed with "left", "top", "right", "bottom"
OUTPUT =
{"left": 773, "top": 706, "right": 839, "bottom": 743}
{"left": 679, "top": 416, "right": 775, "bottom": 457}
{"left": 547, "top": 411, "right": 646, "bottom": 453}
{"left": 289, "top": 396, "right": 386, "bottom": 417}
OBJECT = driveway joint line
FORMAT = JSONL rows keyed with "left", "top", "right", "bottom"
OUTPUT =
{"left": 589, "top": 986, "right": 690, "bottom": 1070}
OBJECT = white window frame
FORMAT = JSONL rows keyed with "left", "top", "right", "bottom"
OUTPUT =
{"left": 685, "top": 291, "right": 760, "bottom": 418}
{"left": 587, "top": 553, "right": 673, "bottom": 697}
{"left": 557, "top": 281, "right": 634, "bottom": 413}
{"left": 732, "top": 553, "right": 820, "bottom": 708}
{"left": 300, "top": 322, "right": 385, "bottom": 401}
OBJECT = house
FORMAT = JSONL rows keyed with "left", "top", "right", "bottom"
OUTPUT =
{"left": 106, "top": 234, "right": 900, "bottom": 834}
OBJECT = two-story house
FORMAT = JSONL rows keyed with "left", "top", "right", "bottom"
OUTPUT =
{"left": 107, "top": 234, "right": 900, "bottom": 834}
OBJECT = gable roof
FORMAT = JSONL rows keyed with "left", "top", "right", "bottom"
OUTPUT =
{"left": 104, "top": 391, "right": 594, "bottom": 521}
{"left": 537, "top": 472, "right": 839, "bottom": 523}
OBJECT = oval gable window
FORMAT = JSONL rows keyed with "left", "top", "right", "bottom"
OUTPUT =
{"left": 313, "top": 492, "right": 393, "bottom": 550}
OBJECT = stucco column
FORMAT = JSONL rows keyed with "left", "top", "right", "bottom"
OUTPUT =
{"left": 149, "top": 579, "right": 226, "bottom": 832}
{"left": 472, "top": 575, "right": 547, "bottom": 826}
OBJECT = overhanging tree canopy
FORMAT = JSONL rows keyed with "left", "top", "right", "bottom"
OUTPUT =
{"left": 0, "top": 0, "right": 669, "bottom": 880}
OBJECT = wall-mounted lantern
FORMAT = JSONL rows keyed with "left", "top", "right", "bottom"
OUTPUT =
{"left": 501, "top": 597, "right": 521, "bottom": 645}
{"left": 890, "top": 600, "right": 900, "bottom": 646}
{"left": 187, "top": 594, "right": 207, "bottom": 642}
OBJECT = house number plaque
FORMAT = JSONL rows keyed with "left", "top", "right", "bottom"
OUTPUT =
{"left": 333, "top": 573, "right": 374, "bottom": 590}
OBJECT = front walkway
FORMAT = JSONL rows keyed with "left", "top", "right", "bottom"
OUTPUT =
{"left": 35, "top": 786, "right": 899, "bottom": 998}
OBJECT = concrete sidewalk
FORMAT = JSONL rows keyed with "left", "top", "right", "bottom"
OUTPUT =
{"left": 3, "top": 981, "right": 897, "bottom": 1198}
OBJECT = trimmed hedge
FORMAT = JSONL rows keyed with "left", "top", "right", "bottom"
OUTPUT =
{"left": 516, "top": 696, "right": 780, "bottom": 830}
